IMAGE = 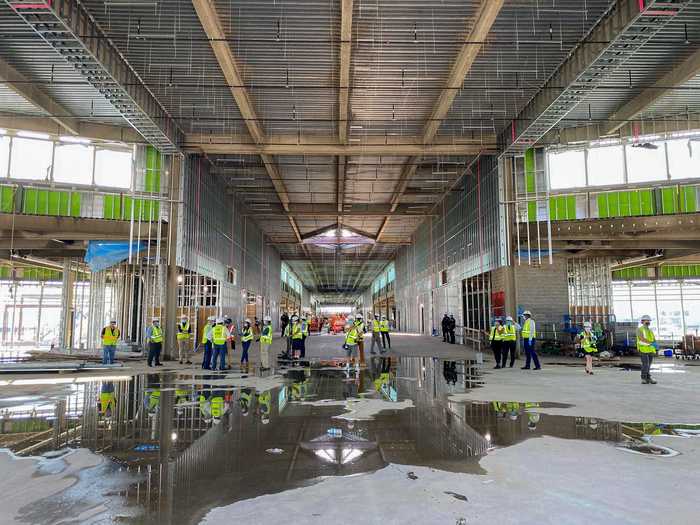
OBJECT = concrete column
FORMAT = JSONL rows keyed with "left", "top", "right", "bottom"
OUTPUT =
{"left": 164, "top": 155, "right": 182, "bottom": 360}
{"left": 58, "top": 257, "right": 75, "bottom": 350}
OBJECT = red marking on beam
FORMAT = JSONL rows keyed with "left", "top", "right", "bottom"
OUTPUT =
{"left": 11, "top": 0, "right": 51, "bottom": 9}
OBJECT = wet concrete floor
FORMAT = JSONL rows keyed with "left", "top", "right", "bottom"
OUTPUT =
{"left": 0, "top": 349, "right": 698, "bottom": 524}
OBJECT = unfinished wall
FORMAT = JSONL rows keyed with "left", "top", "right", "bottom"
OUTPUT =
{"left": 394, "top": 155, "right": 506, "bottom": 335}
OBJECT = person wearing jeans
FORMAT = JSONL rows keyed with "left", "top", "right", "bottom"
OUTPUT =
{"left": 520, "top": 310, "right": 541, "bottom": 370}
{"left": 145, "top": 318, "right": 163, "bottom": 367}
{"left": 101, "top": 320, "right": 119, "bottom": 365}
{"left": 240, "top": 319, "right": 254, "bottom": 369}
{"left": 211, "top": 318, "right": 228, "bottom": 371}
{"left": 637, "top": 314, "right": 658, "bottom": 384}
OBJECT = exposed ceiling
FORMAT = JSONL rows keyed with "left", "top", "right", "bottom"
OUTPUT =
{"left": 1, "top": 0, "right": 699, "bottom": 296}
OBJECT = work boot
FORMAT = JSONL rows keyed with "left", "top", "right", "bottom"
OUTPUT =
{"left": 494, "top": 365, "right": 501, "bottom": 369}
{"left": 186, "top": 360, "right": 192, "bottom": 364}
{"left": 521, "top": 366, "right": 530, "bottom": 370}
{"left": 648, "top": 377, "right": 657, "bottom": 384}
{"left": 179, "top": 360, "right": 183, "bottom": 365}
{"left": 641, "top": 378, "right": 650, "bottom": 384}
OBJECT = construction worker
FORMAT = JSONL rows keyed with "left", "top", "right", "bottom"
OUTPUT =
{"left": 577, "top": 321, "right": 598, "bottom": 375}
{"left": 370, "top": 313, "right": 383, "bottom": 355}
{"left": 290, "top": 314, "right": 303, "bottom": 359}
{"left": 449, "top": 314, "right": 457, "bottom": 344}
{"left": 145, "top": 317, "right": 163, "bottom": 367}
{"left": 211, "top": 317, "right": 228, "bottom": 371}
{"left": 344, "top": 316, "right": 360, "bottom": 373}
{"left": 487, "top": 317, "right": 504, "bottom": 369}
{"left": 200, "top": 316, "right": 215, "bottom": 370}
{"left": 354, "top": 313, "right": 366, "bottom": 364}
{"left": 260, "top": 315, "right": 273, "bottom": 370}
{"left": 380, "top": 315, "right": 391, "bottom": 349}
{"left": 300, "top": 315, "right": 309, "bottom": 358}
{"left": 637, "top": 315, "right": 658, "bottom": 384}
{"left": 257, "top": 390, "right": 272, "bottom": 425}
{"left": 98, "top": 381, "right": 116, "bottom": 418}
{"left": 501, "top": 316, "right": 518, "bottom": 368}
{"left": 520, "top": 310, "right": 541, "bottom": 370}
{"left": 176, "top": 315, "right": 192, "bottom": 365}
{"left": 101, "top": 319, "right": 120, "bottom": 365}
{"left": 240, "top": 319, "right": 254, "bottom": 370}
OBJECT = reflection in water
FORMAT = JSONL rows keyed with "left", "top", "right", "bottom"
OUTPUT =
{"left": 0, "top": 356, "right": 696, "bottom": 524}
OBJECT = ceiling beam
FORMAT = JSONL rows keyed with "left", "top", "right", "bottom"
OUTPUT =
{"left": 185, "top": 140, "right": 492, "bottom": 157}
{"left": 338, "top": 0, "right": 354, "bottom": 145}
{"left": 501, "top": 0, "right": 690, "bottom": 153}
{"left": 192, "top": 0, "right": 291, "bottom": 212}
{"left": 0, "top": 215, "right": 162, "bottom": 237}
{"left": 0, "top": 115, "right": 145, "bottom": 144}
{"left": 421, "top": 0, "right": 504, "bottom": 143}
{"left": 605, "top": 48, "right": 700, "bottom": 135}
{"left": 243, "top": 210, "right": 437, "bottom": 218}
{"left": 0, "top": 58, "right": 80, "bottom": 135}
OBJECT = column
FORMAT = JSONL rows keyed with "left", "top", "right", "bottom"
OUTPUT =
{"left": 58, "top": 257, "right": 75, "bottom": 350}
{"left": 164, "top": 155, "right": 182, "bottom": 360}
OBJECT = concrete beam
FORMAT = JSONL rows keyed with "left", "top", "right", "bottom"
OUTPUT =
{"left": 338, "top": 0, "right": 354, "bottom": 144}
{"left": 0, "top": 115, "right": 145, "bottom": 143}
{"left": 605, "top": 48, "right": 700, "bottom": 136}
{"left": 0, "top": 214, "right": 163, "bottom": 238}
{"left": 0, "top": 58, "right": 79, "bottom": 135}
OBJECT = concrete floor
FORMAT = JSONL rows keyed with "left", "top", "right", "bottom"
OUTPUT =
{"left": 1, "top": 335, "right": 699, "bottom": 524}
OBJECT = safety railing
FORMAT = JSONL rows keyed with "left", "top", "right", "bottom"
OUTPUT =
{"left": 521, "top": 182, "right": 700, "bottom": 222}
{"left": 0, "top": 182, "right": 168, "bottom": 222}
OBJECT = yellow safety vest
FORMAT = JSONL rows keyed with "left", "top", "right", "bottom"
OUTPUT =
{"left": 521, "top": 318, "right": 536, "bottom": 339}
{"left": 260, "top": 325, "right": 273, "bottom": 344}
{"left": 150, "top": 326, "right": 163, "bottom": 343}
{"left": 200, "top": 323, "right": 211, "bottom": 344}
{"left": 291, "top": 323, "right": 303, "bottom": 340}
{"left": 177, "top": 321, "right": 191, "bottom": 340}
{"left": 345, "top": 327, "right": 359, "bottom": 345}
{"left": 102, "top": 326, "right": 119, "bottom": 345}
{"left": 212, "top": 324, "right": 227, "bottom": 345}
{"left": 502, "top": 324, "right": 516, "bottom": 341}
{"left": 489, "top": 326, "right": 503, "bottom": 341}
{"left": 380, "top": 320, "right": 389, "bottom": 332}
{"left": 372, "top": 320, "right": 381, "bottom": 332}
{"left": 301, "top": 322, "right": 309, "bottom": 336}
{"left": 354, "top": 320, "right": 365, "bottom": 332}
{"left": 242, "top": 327, "right": 254, "bottom": 342}
{"left": 637, "top": 326, "right": 656, "bottom": 354}
{"left": 579, "top": 331, "right": 597, "bottom": 353}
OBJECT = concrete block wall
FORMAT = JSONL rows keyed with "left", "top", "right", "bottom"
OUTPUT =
{"left": 514, "top": 257, "right": 569, "bottom": 326}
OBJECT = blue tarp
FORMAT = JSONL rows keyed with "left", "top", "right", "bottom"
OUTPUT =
{"left": 85, "top": 241, "right": 145, "bottom": 272}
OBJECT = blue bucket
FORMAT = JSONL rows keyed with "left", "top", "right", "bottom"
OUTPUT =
{"left": 663, "top": 349, "right": 673, "bottom": 357}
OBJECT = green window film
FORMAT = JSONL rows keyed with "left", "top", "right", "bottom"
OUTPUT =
{"left": 679, "top": 186, "right": 697, "bottom": 213}
{"left": 660, "top": 187, "right": 678, "bottom": 214}
{"left": 1, "top": 185, "right": 15, "bottom": 212}
{"left": 22, "top": 189, "right": 80, "bottom": 216}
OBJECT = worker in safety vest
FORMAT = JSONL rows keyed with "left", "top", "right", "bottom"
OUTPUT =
{"left": 520, "top": 310, "right": 541, "bottom": 370}
{"left": 344, "top": 316, "right": 360, "bottom": 373}
{"left": 370, "top": 313, "right": 383, "bottom": 355}
{"left": 354, "top": 314, "right": 366, "bottom": 364}
{"left": 176, "top": 315, "right": 192, "bottom": 365}
{"left": 289, "top": 315, "right": 303, "bottom": 359}
{"left": 101, "top": 320, "right": 120, "bottom": 365}
{"left": 240, "top": 319, "right": 254, "bottom": 370}
{"left": 211, "top": 317, "right": 228, "bottom": 371}
{"left": 224, "top": 316, "right": 235, "bottom": 370}
{"left": 145, "top": 317, "right": 163, "bottom": 367}
{"left": 98, "top": 381, "right": 116, "bottom": 418}
{"left": 487, "top": 317, "right": 504, "bottom": 369}
{"left": 199, "top": 316, "right": 215, "bottom": 370}
{"left": 380, "top": 315, "right": 391, "bottom": 349}
{"left": 300, "top": 316, "right": 309, "bottom": 359}
{"left": 260, "top": 315, "right": 273, "bottom": 370}
{"left": 577, "top": 321, "right": 598, "bottom": 375}
{"left": 501, "top": 316, "right": 518, "bottom": 368}
{"left": 637, "top": 315, "right": 658, "bottom": 384}
{"left": 257, "top": 390, "right": 272, "bottom": 425}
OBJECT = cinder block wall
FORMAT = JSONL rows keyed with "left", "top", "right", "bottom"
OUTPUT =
{"left": 514, "top": 257, "right": 569, "bottom": 326}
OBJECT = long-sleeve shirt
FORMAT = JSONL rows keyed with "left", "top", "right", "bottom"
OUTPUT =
{"left": 145, "top": 325, "right": 161, "bottom": 342}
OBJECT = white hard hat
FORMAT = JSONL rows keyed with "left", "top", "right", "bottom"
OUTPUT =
{"left": 152, "top": 317, "right": 160, "bottom": 322}
{"left": 216, "top": 317, "right": 224, "bottom": 324}
{"left": 640, "top": 315, "right": 652, "bottom": 322}
{"left": 110, "top": 319, "right": 117, "bottom": 323}
{"left": 505, "top": 316, "right": 513, "bottom": 322}
{"left": 356, "top": 313, "right": 363, "bottom": 319}
{"left": 245, "top": 318, "right": 251, "bottom": 324}
{"left": 523, "top": 310, "right": 532, "bottom": 316}
{"left": 583, "top": 321, "right": 592, "bottom": 328}
{"left": 181, "top": 315, "right": 188, "bottom": 319}
{"left": 264, "top": 315, "right": 272, "bottom": 322}
{"left": 381, "top": 315, "right": 386, "bottom": 320}
{"left": 207, "top": 316, "right": 216, "bottom": 321}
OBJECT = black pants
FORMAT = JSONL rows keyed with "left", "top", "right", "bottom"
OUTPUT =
{"left": 449, "top": 329, "right": 456, "bottom": 344}
{"left": 381, "top": 331, "right": 391, "bottom": 349}
{"left": 491, "top": 341, "right": 502, "bottom": 367}
{"left": 501, "top": 340, "right": 516, "bottom": 368}
{"left": 442, "top": 328, "right": 448, "bottom": 342}
{"left": 640, "top": 352, "right": 654, "bottom": 380}
{"left": 148, "top": 341, "right": 162, "bottom": 366}
{"left": 301, "top": 336, "right": 306, "bottom": 358}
